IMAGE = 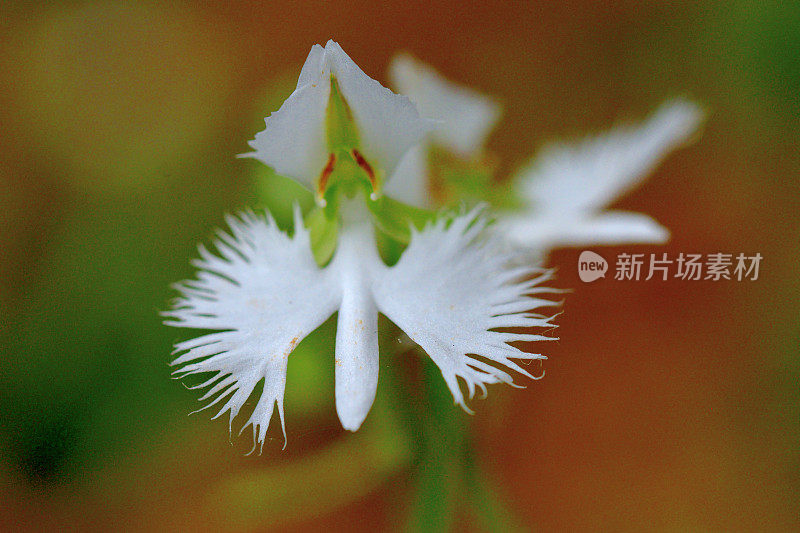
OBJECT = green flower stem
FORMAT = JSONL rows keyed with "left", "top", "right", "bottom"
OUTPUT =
{"left": 462, "top": 445, "right": 527, "bottom": 532}
{"left": 403, "top": 358, "right": 464, "bottom": 532}
{"left": 206, "top": 392, "right": 413, "bottom": 531}
{"left": 398, "top": 352, "right": 528, "bottom": 532}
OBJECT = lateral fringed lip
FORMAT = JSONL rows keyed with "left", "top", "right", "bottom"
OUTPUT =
{"left": 165, "top": 205, "right": 560, "bottom": 451}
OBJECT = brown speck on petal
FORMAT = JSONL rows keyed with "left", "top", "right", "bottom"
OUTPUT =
{"left": 283, "top": 336, "right": 301, "bottom": 357}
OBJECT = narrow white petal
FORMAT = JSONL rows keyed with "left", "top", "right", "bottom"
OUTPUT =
{"left": 383, "top": 143, "right": 429, "bottom": 207}
{"left": 389, "top": 53, "right": 501, "bottom": 156}
{"left": 166, "top": 208, "right": 340, "bottom": 449}
{"left": 563, "top": 211, "right": 669, "bottom": 246}
{"left": 501, "top": 210, "right": 669, "bottom": 251}
{"left": 324, "top": 41, "right": 435, "bottom": 181}
{"left": 330, "top": 222, "right": 381, "bottom": 431}
{"left": 517, "top": 99, "right": 703, "bottom": 213}
{"left": 371, "top": 208, "right": 557, "bottom": 409}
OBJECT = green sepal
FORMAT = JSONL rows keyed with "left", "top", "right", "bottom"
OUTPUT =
{"left": 428, "top": 145, "right": 522, "bottom": 210}
{"left": 375, "top": 228, "right": 406, "bottom": 266}
{"left": 367, "top": 195, "right": 438, "bottom": 244}
{"left": 304, "top": 206, "right": 338, "bottom": 266}
{"left": 251, "top": 165, "right": 315, "bottom": 229}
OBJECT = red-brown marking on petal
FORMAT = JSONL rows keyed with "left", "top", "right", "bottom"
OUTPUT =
{"left": 351, "top": 149, "right": 377, "bottom": 189}
{"left": 318, "top": 153, "right": 336, "bottom": 194}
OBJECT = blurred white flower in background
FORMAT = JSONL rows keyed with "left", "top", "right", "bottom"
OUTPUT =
{"left": 388, "top": 53, "right": 703, "bottom": 256}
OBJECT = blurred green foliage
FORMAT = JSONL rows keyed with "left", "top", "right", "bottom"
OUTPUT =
{"left": 0, "top": 1, "right": 797, "bottom": 530}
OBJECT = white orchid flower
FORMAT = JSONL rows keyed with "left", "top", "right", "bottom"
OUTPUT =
{"left": 166, "top": 41, "right": 558, "bottom": 450}
{"left": 389, "top": 53, "right": 501, "bottom": 158}
{"left": 387, "top": 54, "right": 703, "bottom": 254}
{"left": 499, "top": 100, "right": 703, "bottom": 253}
{"left": 387, "top": 53, "right": 501, "bottom": 207}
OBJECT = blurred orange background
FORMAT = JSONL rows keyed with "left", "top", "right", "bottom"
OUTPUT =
{"left": 0, "top": 1, "right": 797, "bottom": 531}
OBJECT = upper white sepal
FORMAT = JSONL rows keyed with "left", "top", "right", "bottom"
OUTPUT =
{"left": 243, "top": 41, "right": 434, "bottom": 190}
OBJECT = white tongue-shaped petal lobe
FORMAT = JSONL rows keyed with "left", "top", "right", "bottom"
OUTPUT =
{"left": 330, "top": 222, "right": 381, "bottom": 431}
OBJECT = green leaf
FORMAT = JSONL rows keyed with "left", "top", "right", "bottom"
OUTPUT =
{"left": 464, "top": 450, "right": 528, "bottom": 532}
{"left": 428, "top": 145, "right": 522, "bottom": 210}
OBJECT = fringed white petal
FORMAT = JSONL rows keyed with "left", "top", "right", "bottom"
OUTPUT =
{"left": 371, "top": 207, "right": 558, "bottom": 409}
{"left": 389, "top": 53, "right": 501, "bottom": 156}
{"left": 244, "top": 41, "right": 432, "bottom": 189}
{"left": 165, "top": 208, "right": 340, "bottom": 451}
{"left": 166, "top": 203, "right": 560, "bottom": 442}
{"left": 517, "top": 99, "right": 703, "bottom": 213}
